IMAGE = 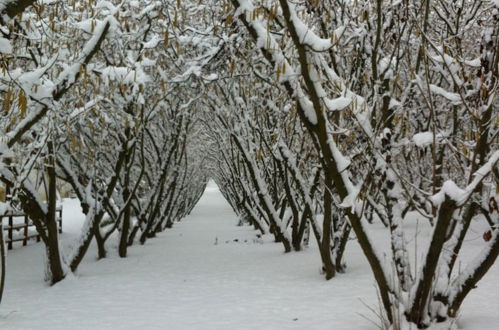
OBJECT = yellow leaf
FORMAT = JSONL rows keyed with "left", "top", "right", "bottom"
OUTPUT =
{"left": 230, "top": 60, "right": 236, "bottom": 75}
{"left": 2, "top": 88, "right": 12, "bottom": 114}
{"left": 164, "top": 30, "right": 169, "bottom": 47}
{"left": 71, "top": 135, "right": 79, "bottom": 152}
{"left": 19, "top": 89, "right": 27, "bottom": 119}
{"left": 174, "top": 10, "right": 179, "bottom": 27}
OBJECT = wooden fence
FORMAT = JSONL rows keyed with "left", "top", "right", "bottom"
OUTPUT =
{"left": 1, "top": 207, "right": 62, "bottom": 250}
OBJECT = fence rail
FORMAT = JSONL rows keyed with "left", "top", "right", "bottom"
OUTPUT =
{"left": 1, "top": 207, "right": 62, "bottom": 250}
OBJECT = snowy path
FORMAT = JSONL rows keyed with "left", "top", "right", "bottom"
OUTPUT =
{"left": 1, "top": 182, "right": 498, "bottom": 330}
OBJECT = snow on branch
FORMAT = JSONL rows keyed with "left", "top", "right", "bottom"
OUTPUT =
{"left": 231, "top": 0, "right": 318, "bottom": 124}
{"left": 5, "top": 15, "right": 114, "bottom": 149}
{"left": 53, "top": 16, "right": 115, "bottom": 100}
{"left": 429, "top": 84, "right": 462, "bottom": 104}
{"left": 431, "top": 150, "right": 499, "bottom": 207}
{"left": 286, "top": 2, "right": 332, "bottom": 52}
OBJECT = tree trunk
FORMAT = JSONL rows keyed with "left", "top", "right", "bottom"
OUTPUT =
{"left": 0, "top": 222, "right": 5, "bottom": 304}
{"left": 95, "top": 227, "right": 107, "bottom": 259}
{"left": 119, "top": 136, "right": 132, "bottom": 258}
{"left": 45, "top": 141, "right": 65, "bottom": 284}
{"left": 128, "top": 224, "right": 140, "bottom": 246}
{"left": 321, "top": 178, "right": 336, "bottom": 280}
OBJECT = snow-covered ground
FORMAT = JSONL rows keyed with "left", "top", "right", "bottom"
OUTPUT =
{"left": 1, "top": 182, "right": 498, "bottom": 329}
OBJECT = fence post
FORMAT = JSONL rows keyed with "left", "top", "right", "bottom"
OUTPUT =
{"left": 8, "top": 215, "right": 12, "bottom": 250}
{"left": 58, "top": 208, "right": 63, "bottom": 234}
{"left": 23, "top": 215, "right": 28, "bottom": 246}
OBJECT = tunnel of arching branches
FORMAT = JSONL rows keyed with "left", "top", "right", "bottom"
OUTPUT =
{"left": 0, "top": 1, "right": 498, "bottom": 329}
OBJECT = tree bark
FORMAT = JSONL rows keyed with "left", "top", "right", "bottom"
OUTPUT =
{"left": 119, "top": 130, "right": 132, "bottom": 258}
{"left": 45, "top": 141, "right": 65, "bottom": 284}
{"left": 2, "top": 0, "right": 36, "bottom": 18}
{"left": 0, "top": 222, "right": 5, "bottom": 304}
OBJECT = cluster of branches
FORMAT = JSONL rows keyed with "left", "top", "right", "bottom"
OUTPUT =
{"left": 0, "top": 0, "right": 497, "bottom": 328}
{"left": 0, "top": 0, "right": 211, "bottom": 291}
{"left": 197, "top": 0, "right": 499, "bottom": 328}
